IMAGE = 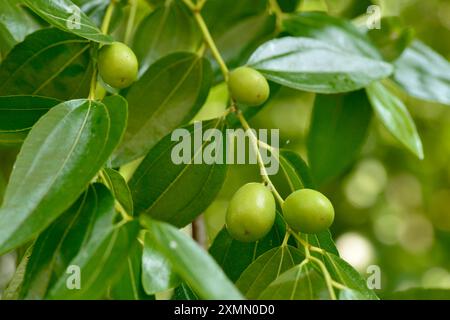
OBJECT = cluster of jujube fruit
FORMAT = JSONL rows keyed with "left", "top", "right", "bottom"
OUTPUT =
{"left": 96, "top": 41, "right": 335, "bottom": 242}
{"left": 226, "top": 182, "right": 335, "bottom": 242}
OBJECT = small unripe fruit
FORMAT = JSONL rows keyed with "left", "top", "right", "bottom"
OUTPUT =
{"left": 98, "top": 42, "right": 138, "bottom": 89}
{"left": 228, "top": 67, "right": 270, "bottom": 106}
{"left": 282, "top": 189, "right": 334, "bottom": 234}
{"left": 226, "top": 183, "right": 276, "bottom": 242}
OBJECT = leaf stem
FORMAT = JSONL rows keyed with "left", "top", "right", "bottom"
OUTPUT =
{"left": 181, "top": 0, "right": 229, "bottom": 81}
{"left": 331, "top": 280, "right": 348, "bottom": 290}
{"left": 309, "top": 255, "right": 337, "bottom": 300}
{"left": 124, "top": 0, "right": 138, "bottom": 45}
{"left": 282, "top": 232, "right": 290, "bottom": 246}
{"left": 88, "top": 67, "right": 98, "bottom": 100}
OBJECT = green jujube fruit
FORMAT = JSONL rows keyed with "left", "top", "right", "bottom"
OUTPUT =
{"left": 282, "top": 189, "right": 335, "bottom": 234}
{"left": 98, "top": 42, "right": 139, "bottom": 89}
{"left": 228, "top": 67, "right": 270, "bottom": 106}
{"left": 226, "top": 183, "right": 276, "bottom": 242}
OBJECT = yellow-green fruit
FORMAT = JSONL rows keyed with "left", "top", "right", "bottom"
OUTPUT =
{"left": 228, "top": 67, "right": 270, "bottom": 106}
{"left": 282, "top": 189, "right": 335, "bottom": 234}
{"left": 98, "top": 42, "right": 138, "bottom": 89}
{"left": 226, "top": 183, "right": 276, "bottom": 242}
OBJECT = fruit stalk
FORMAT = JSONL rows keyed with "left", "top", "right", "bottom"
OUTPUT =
{"left": 235, "top": 110, "right": 284, "bottom": 205}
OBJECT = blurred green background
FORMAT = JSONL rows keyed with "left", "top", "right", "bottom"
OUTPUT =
{"left": 1, "top": 0, "right": 449, "bottom": 297}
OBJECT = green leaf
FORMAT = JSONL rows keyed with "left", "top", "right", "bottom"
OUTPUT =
{"left": 0, "top": 96, "right": 61, "bottom": 132}
{"left": 23, "top": 0, "right": 113, "bottom": 43}
{"left": 0, "top": 98, "right": 127, "bottom": 255}
{"left": 19, "top": 184, "right": 111, "bottom": 299}
{"left": 47, "top": 220, "right": 139, "bottom": 299}
{"left": 112, "top": 52, "right": 212, "bottom": 166}
{"left": 393, "top": 41, "right": 450, "bottom": 105}
{"left": 102, "top": 168, "right": 134, "bottom": 216}
{"left": 133, "top": 0, "right": 201, "bottom": 75}
{"left": 129, "top": 119, "right": 227, "bottom": 227}
{"left": 385, "top": 288, "right": 450, "bottom": 300}
{"left": 307, "top": 91, "right": 373, "bottom": 185}
{"left": 0, "top": 28, "right": 93, "bottom": 100}
{"left": 202, "top": 0, "right": 267, "bottom": 34}
{"left": 283, "top": 12, "right": 381, "bottom": 59}
{"left": 259, "top": 262, "right": 328, "bottom": 299}
{"left": 272, "top": 149, "right": 314, "bottom": 199}
{"left": 109, "top": 242, "right": 154, "bottom": 300}
{"left": 210, "top": 14, "right": 275, "bottom": 81}
{"left": 209, "top": 213, "right": 285, "bottom": 282}
{"left": 142, "top": 218, "right": 243, "bottom": 300}
{"left": 366, "top": 81, "right": 423, "bottom": 159}
{"left": 202, "top": 0, "right": 273, "bottom": 81}
{"left": 101, "top": 95, "right": 129, "bottom": 159}
{"left": 0, "top": 0, "right": 40, "bottom": 57}
{"left": 142, "top": 232, "right": 180, "bottom": 295}
{"left": 339, "top": 288, "right": 368, "bottom": 300}
{"left": 236, "top": 245, "right": 304, "bottom": 299}
{"left": 0, "top": 95, "right": 61, "bottom": 145}
{"left": 248, "top": 37, "right": 393, "bottom": 94}
{"left": 323, "top": 252, "right": 379, "bottom": 300}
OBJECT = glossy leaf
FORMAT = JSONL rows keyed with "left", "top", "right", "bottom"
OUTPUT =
{"left": 236, "top": 245, "right": 304, "bottom": 299}
{"left": 210, "top": 14, "right": 275, "bottom": 81}
{"left": 23, "top": 0, "right": 113, "bottom": 43}
{"left": 0, "top": 95, "right": 61, "bottom": 145}
{"left": 112, "top": 52, "right": 212, "bottom": 166}
{"left": 202, "top": 0, "right": 273, "bottom": 80}
{"left": 109, "top": 243, "right": 154, "bottom": 300}
{"left": 47, "top": 220, "right": 139, "bottom": 299}
{"left": 0, "top": 28, "right": 93, "bottom": 100}
{"left": 339, "top": 288, "right": 368, "bottom": 300}
{"left": 20, "top": 184, "right": 111, "bottom": 299}
{"left": 259, "top": 263, "right": 328, "bottom": 299}
{"left": 143, "top": 218, "right": 243, "bottom": 300}
{"left": 271, "top": 149, "right": 314, "bottom": 199}
{"left": 0, "top": 96, "right": 60, "bottom": 132}
{"left": 202, "top": 0, "right": 268, "bottom": 36}
{"left": 366, "top": 82, "right": 423, "bottom": 159}
{"left": 102, "top": 168, "right": 134, "bottom": 216}
{"left": 129, "top": 119, "right": 227, "bottom": 227}
{"left": 0, "top": 98, "right": 127, "bottom": 255}
{"left": 324, "top": 252, "right": 379, "bottom": 300}
{"left": 283, "top": 12, "right": 381, "bottom": 59}
{"left": 307, "top": 91, "right": 373, "bottom": 185}
{"left": 209, "top": 213, "right": 285, "bottom": 282}
{"left": 393, "top": 41, "right": 450, "bottom": 105}
{"left": 133, "top": 0, "right": 201, "bottom": 75}
{"left": 248, "top": 37, "right": 393, "bottom": 94}
{"left": 142, "top": 232, "right": 180, "bottom": 295}
{"left": 0, "top": 0, "right": 39, "bottom": 57}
